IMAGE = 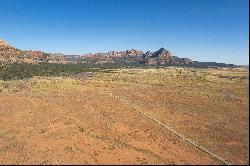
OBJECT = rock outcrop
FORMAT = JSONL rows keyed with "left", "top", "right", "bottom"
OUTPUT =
{"left": 140, "top": 48, "right": 193, "bottom": 65}
{"left": 0, "top": 39, "right": 66, "bottom": 64}
{"left": 79, "top": 49, "right": 144, "bottom": 64}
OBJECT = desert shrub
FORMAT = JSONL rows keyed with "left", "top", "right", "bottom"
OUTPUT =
{"left": 0, "top": 63, "right": 95, "bottom": 80}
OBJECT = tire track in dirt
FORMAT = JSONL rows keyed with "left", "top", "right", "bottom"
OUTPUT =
{"left": 105, "top": 89, "right": 232, "bottom": 165}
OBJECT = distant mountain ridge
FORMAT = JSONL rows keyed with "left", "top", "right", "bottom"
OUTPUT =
{"left": 0, "top": 38, "right": 238, "bottom": 67}
{"left": 74, "top": 48, "right": 193, "bottom": 65}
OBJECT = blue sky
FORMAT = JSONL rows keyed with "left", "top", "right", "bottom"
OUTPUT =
{"left": 0, "top": 0, "right": 249, "bottom": 65}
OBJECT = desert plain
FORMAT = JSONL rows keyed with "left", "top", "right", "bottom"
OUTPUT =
{"left": 0, "top": 67, "right": 249, "bottom": 164}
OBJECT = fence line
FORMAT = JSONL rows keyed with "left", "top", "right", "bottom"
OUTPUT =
{"left": 105, "top": 90, "right": 232, "bottom": 165}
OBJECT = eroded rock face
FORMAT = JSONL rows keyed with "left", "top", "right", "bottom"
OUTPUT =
{"left": 124, "top": 49, "right": 144, "bottom": 56}
{"left": 79, "top": 49, "right": 144, "bottom": 64}
{"left": 140, "top": 48, "right": 193, "bottom": 65}
{"left": 153, "top": 47, "right": 172, "bottom": 58}
{"left": 107, "top": 49, "right": 144, "bottom": 57}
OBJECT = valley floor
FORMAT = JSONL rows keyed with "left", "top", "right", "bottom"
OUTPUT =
{"left": 0, "top": 67, "right": 248, "bottom": 164}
